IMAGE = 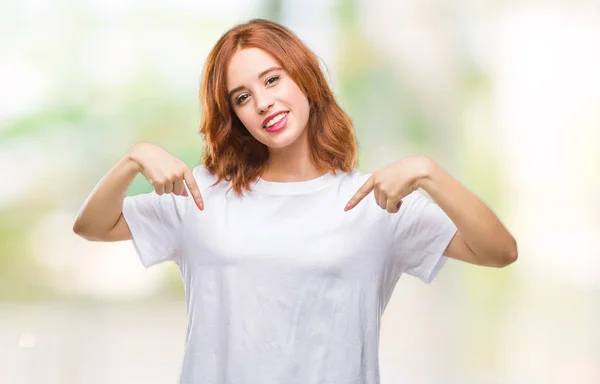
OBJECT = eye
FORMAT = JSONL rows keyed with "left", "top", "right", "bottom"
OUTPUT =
{"left": 266, "top": 75, "right": 279, "bottom": 85}
{"left": 235, "top": 93, "right": 249, "bottom": 105}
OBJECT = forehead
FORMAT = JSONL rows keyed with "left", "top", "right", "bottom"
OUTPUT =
{"left": 226, "top": 47, "right": 280, "bottom": 88}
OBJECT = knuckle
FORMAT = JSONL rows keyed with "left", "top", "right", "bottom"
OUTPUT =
{"left": 175, "top": 168, "right": 185, "bottom": 178}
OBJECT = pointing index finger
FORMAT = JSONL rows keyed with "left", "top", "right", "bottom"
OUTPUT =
{"left": 183, "top": 168, "right": 204, "bottom": 211}
{"left": 344, "top": 175, "right": 374, "bottom": 211}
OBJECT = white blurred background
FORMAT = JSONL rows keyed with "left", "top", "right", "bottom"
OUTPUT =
{"left": 1, "top": 0, "right": 599, "bottom": 383}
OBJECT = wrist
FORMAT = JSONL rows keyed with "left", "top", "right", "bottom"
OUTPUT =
{"left": 414, "top": 156, "right": 440, "bottom": 191}
{"left": 126, "top": 143, "right": 147, "bottom": 173}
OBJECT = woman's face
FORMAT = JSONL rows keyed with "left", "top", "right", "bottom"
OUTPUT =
{"left": 226, "top": 47, "right": 310, "bottom": 149}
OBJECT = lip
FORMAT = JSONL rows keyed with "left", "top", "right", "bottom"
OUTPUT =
{"left": 264, "top": 113, "right": 288, "bottom": 133}
{"left": 262, "top": 111, "right": 289, "bottom": 128}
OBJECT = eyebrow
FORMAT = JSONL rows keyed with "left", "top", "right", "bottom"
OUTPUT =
{"left": 227, "top": 66, "right": 283, "bottom": 101}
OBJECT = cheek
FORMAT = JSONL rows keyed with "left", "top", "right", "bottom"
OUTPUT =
{"left": 284, "top": 87, "right": 306, "bottom": 114}
{"left": 294, "top": 91, "right": 310, "bottom": 122}
{"left": 234, "top": 110, "right": 267, "bottom": 140}
{"left": 284, "top": 79, "right": 309, "bottom": 113}
{"left": 235, "top": 110, "right": 255, "bottom": 130}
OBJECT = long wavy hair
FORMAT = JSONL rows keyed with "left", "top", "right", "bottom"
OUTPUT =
{"left": 199, "top": 19, "right": 358, "bottom": 195}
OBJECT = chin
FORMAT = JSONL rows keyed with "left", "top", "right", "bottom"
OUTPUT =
{"left": 263, "top": 137, "right": 296, "bottom": 149}
{"left": 263, "top": 129, "right": 306, "bottom": 149}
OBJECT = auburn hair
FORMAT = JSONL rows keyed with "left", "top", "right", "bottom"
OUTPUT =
{"left": 199, "top": 18, "right": 358, "bottom": 195}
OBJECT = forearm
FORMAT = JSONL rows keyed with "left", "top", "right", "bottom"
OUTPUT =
{"left": 73, "top": 148, "right": 140, "bottom": 237}
{"left": 417, "top": 157, "right": 517, "bottom": 264}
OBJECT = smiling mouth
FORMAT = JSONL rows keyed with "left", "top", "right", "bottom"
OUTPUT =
{"left": 263, "top": 111, "right": 289, "bottom": 129}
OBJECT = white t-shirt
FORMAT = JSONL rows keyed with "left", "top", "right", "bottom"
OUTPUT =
{"left": 122, "top": 165, "right": 457, "bottom": 384}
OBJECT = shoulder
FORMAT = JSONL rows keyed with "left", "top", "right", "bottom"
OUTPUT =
{"left": 336, "top": 168, "right": 380, "bottom": 212}
{"left": 340, "top": 168, "right": 424, "bottom": 205}
{"left": 337, "top": 168, "right": 372, "bottom": 187}
{"left": 192, "top": 165, "right": 224, "bottom": 188}
{"left": 191, "top": 164, "right": 239, "bottom": 201}
{"left": 192, "top": 164, "right": 216, "bottom": 181}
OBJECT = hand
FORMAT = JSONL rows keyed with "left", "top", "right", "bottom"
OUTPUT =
{"left": 129, "top": 142, "right": 204, "bottom": 210}
{"left": 344, "top": 156, "right": 431, "bottom": 213}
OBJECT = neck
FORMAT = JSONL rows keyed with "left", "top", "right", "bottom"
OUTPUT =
{"left": 261, "top": 130, "right": 325, "bottom": 182}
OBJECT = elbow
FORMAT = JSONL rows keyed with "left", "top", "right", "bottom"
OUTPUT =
{"left": 502, "top": 249, "right": 518, "bottom": 267}
{"left": 72, "top": 220, "right": 83, "bottom": 236}
{"left": 73, "top": 219, "right": 118, "bottom": 242}
{"left": 72, "top": 221, "right": 96, "bottom": 241}
{"left": 72, "top": 221, "right": 90, "bottom": 240}
{"left": 497, "top": 240, "right": 518, "bottom": 268}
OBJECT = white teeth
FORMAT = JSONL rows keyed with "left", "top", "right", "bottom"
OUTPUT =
{"left": 265, "top": 112, "right": 287, "bottom": 128}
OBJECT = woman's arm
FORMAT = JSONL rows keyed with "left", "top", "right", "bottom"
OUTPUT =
{"left": 345, "top": 155, "right": 517, "bottom": 268}
{"left": 418, "top": 157, "right": 518, "bottom": 267}
{"left": 73, "top": 142, "right": 204, "bottom": 242}
{"left": 72, "top": 148, "right": 140, "bottom": 242}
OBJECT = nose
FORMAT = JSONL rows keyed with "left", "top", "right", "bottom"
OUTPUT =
{"left": 255, "top": 90, "right": 274, "bottom": 114}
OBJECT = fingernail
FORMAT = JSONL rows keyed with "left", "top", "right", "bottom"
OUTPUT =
{"left": 344, "top": 203, "right": 351, "bottom": 211}
{"left": 199, "top": 202, "right": 204, "bottom": 211}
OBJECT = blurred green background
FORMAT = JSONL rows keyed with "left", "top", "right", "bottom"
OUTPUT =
{"left": 1, "top": 0, "right": 599, "bottom": 383}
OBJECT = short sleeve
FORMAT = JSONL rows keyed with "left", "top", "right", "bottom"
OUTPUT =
{"left": 122, "top": 192, "right": 188, "bottom": 268}
{"left": 388, "top": 190, "right": 458, "bottom": 284}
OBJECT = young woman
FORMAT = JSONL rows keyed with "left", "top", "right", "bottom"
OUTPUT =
{"left": 73, "top": 18, "right": 517, "bottom": 384}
